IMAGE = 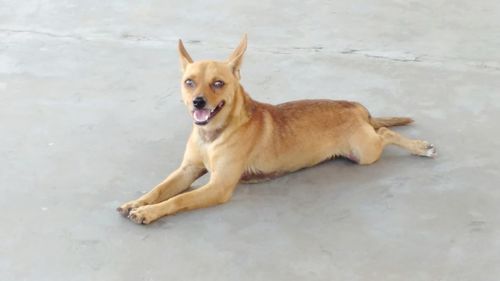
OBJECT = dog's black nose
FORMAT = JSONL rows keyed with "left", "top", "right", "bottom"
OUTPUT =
{"left": 193, "top": 96, "right": 206, "bottom": 109}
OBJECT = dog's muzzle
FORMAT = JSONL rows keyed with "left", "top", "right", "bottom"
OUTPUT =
{"left": 193, "top": 96, "right": 206, "bottom": 109}
{"left": 192, "top": 100, "right": 225, "bottom": 125}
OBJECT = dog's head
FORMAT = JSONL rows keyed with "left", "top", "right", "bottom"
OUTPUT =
{"left": 178, "top": 35, "right": 247, "bottom": 128}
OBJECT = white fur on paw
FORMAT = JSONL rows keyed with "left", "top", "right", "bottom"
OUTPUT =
{"left": 424, "top": 143, "right": 437, "bottom": 158}
{"left": 128, "top": 206, "right": 155, "bottom": 225}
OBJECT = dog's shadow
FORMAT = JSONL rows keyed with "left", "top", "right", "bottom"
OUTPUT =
{"left": 149, "top": 151, "right": 418, "bottom": 228}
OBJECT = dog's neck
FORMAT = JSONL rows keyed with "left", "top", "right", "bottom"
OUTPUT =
{"left": 197, "top": 84, "right": 254, "bottom": 143}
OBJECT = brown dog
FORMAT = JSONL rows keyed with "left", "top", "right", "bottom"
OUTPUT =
{"left": 117, "top": 35, "right": 436, "bottom": 224}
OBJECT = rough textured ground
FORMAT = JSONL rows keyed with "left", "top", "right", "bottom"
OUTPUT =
{"left": 1, "top": 1, "right": 499, "bottom": 280}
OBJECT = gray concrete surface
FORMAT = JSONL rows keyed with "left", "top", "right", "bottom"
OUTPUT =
{"left": 1, "top": 0, "right": 499, "bottom": 280}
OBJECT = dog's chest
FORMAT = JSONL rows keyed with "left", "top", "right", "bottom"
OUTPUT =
{"left": 198, "top": 128, "right": 223, "bottom": 143}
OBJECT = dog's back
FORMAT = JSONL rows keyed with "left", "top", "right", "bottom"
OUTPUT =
{"left": 240, "top": 99, "right": 372, "bottom": 181}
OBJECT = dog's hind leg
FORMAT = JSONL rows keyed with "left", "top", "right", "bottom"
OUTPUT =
{"left": 376, "top": 127, "right": 436, "bottom": 158}
{"left": 349, "top": 125, "right": 436, "bottom": 165}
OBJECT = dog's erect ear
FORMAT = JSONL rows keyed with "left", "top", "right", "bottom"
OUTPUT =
{"left": 227, "top": 34, "right": 248, "bottom": 79}
{"left": 178, "top": 39, "right": 193, "bottom": 72}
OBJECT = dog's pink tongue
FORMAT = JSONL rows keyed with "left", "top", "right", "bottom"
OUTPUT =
{"left": 193, "top": 109, "right": 210, "bottom": 122}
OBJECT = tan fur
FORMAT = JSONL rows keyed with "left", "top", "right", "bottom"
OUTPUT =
{"left": 371, "top": 117, "right": 414, "bottom": 129}
{"left": 117, "top": 35, "right": 436, "bottom": 224}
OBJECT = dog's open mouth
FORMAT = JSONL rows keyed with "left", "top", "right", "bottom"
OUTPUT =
{"left": 192, "top": 100, "right": 225, "bottom": 125}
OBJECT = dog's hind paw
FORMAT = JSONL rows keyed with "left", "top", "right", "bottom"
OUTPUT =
{"left": 413, "top": 141, "right": 437, "bottom": 158}
{"left": 424, "top": 143, "right": 437, "bottom": 158}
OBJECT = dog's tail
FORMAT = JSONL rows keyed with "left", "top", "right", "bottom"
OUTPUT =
{"left": 370, "top": 117, "right": 414, "bottom": 129}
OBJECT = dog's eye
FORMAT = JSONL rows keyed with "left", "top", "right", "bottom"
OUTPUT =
{"left": 212, "top": 80, "right": 224, "bottom": 89}
{"left": 184, "top": 79, "right": 195, "bottom": 88}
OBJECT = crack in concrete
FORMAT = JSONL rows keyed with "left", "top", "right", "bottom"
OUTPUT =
{"left": 341, "top": 48, "right": 421, "bottom": 62}
{"left": 0, "top": 28, "right": 86, "bottom": 41}
{"left": 292, "top": 46, "right": 324, "bottom": 52}
{"left": 364, "top": 54, "right": 421, "bottom": 62}
{"left": 0, "top": 28, "right": 498, "bottom": 72}
{"left": 468, "top": 62, "right": 500, "bottom": 72}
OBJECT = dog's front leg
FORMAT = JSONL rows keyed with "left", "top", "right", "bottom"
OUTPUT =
{"left": 117, "top": 136, "right": 206, "bottom": 216}
{"left": 127, "top": 164, "right": 243, "bottom": 224}
{"left": 117, "top": 164, "right": 206, "bottom": 216}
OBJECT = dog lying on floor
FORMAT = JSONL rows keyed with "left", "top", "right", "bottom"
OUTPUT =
{"left": 117, "top": 35, "right": 436, "bottom": 224}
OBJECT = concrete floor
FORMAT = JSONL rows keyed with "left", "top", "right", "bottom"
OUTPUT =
{"left": 1, "top": 0, "right": 500, "bottom": 280}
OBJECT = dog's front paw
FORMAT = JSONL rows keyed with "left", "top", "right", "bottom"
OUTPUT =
{"left": 117, "top": 200, "right": 146, "bottom": 216}
{"left": 128, "top": 206, "right": 157, "bottom": 225}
